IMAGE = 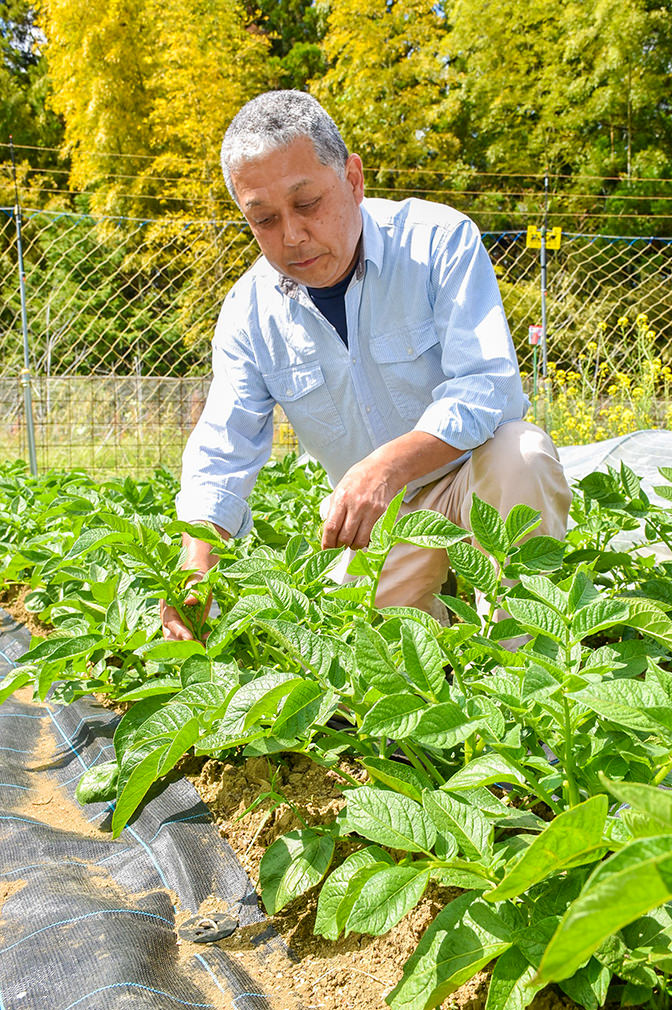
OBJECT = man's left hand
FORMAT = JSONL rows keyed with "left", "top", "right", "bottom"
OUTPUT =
{"left": 321, "top": 454, "right": 399, "bottom": 550}
{"left": 320, "top": 431, "right": 463, "bottom": 551}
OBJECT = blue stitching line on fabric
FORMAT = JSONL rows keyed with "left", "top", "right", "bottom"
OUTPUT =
{"left": 0, "top": 782, "right": 29, "bottom": 790}
{"left": 0, "top": 908, "right": 173, "bottom": 954}
{"left": 45, "top": 707, "right": 89, "bottom": 773}
{"left": 45, "top": 708, "right": 171, "bottom": 889}
{"left": 0, "top": 649, "right": 17, "bottom": 667}
{"left": 57, "top": 982, "right": 217, "bottom": 1010}
{"left": 194, "top": 954, "right": 230, "bottom": 998}
{"left": 0, "top": 746, "right": 33, "bottom": 754}
{"left": 194, "top": 954, "right": 272, "bottom": 1007}
{"left": 0, "top": 713, "right": 44, "bottom": 719}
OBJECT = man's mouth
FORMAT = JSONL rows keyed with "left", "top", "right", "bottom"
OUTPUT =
{"left": 290, "top": 254, "right": 323, "bottom": 269}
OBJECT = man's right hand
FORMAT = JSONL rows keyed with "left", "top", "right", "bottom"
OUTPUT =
{"left": 160, "top": 525, "right": 229, "bottom": 641}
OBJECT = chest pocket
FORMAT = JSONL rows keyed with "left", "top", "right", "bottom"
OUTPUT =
{"left": 369, "top": 321, "right": 445, "bottom": 420}
{"left": 264, "top": 361, "right": 345, "bottom": 451}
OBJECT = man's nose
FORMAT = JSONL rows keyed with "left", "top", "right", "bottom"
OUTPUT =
{"left": 282, "top": 213, "right": 308, "bottom": 246}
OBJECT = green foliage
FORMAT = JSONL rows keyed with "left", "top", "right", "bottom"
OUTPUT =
{"left": 2, "top": 454, "right": 672, "bottom": 1007}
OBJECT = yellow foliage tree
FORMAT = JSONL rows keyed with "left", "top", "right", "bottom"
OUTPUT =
{"left": 37, "top": 0, "right": 271, "bottom": 218}
{"left": 312, "top": 0, "right": 459, "bottom": 195}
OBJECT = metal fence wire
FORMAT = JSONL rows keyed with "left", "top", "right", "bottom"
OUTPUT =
{"left": 1, "top": 206, "right": 671, "bottom": 475}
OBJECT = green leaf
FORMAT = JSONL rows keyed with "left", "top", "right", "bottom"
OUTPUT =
{"left": 624, "top": 599, "right": 672, "bottom": 648}
{"left": 513, "top": 536, "right": 566, "bottom": 571}
{"left": 505, "top": 598, "right": 566, "bottom": 643}
{"left": 401, "top": 621, "right": 446, "bottom": 698}
{"left": 447, "top": 541, "right": 498, "bottom": 596}
{"left": 22, "top": 633, "right": 103, "bottom": 664}
{"left": 259, "top": 829, "right": 335, "bottom": 914}
{"left": 273, "top": 680, "right": 324, "bottom": 738}
{"left": 314, "top": 846, "right": 393, "bottom": 940}
{"left": 519, "top": 574, "right": 567, "bottom": 614}
{"left": 387, "top": 893, "right": 516, "bottom": 1010}
{"left": 570, "top": 680, "right": 672, "bottom": 735}
{"left": 362, "top": 757, "right": 433, "bottom": 802}
{"left": 302, "top": 547, "right": 343, "bottom": 585}
{"left": 360, "top": 695, "right": 426, "bottom": 739}
{"left": 485, "top": 796, "right": 608, "bottom": 901}
{"left": 600, "top": 775, "right": 672, "bottom": 832}
{"left": 392, "top": 510, "right": 467, "bottom": 550}
{"left": 470, "top": 495, "right": 509, "bottom": 558}
{"left": 505, "top": 504, "right": 541, "bottom": 548}
{"left": 75, "top": 761, "right": 119, "bottom": 805}
{"left": 446, "top": 754, "right": 526, "bottom": 791}
{"left": 344, "top": 786, "right": 436, "bottom": 853}
{"left": 354, "top": 620, "right": 408, "bottom": 695}
{"left": 538, "top": 836, "right": 672, "bottom": 983}
{"left": 141, "top": 639, "right": 206, "bottom": 662}
{"left": 423, "top": 790, "right": 493, "bottom": 862}
{"left": 369, "top": 488, "right": 406, "bottom": 552}
{"left": 256, "top": 618, "right": 351, "bottom": 681}
{"left": 0, "top": 669, "right": 32, "bottom": 704}
{"left": 345, "top": 864, "right": 431, "bottom": 936}
{"left": 408, "top": 703, "right": 475, "bottom": 750}
{"left": 570, "top": 597, "right": 630, "bottom": 643}
{"left": 112, "top": 740, "right": 169, "bottom": 837}
{"left": 207, "top": 669, "right": 300, "bottom": 742}
{"left": 113, "top": 695, "right": 167, "bottom": 763}
{"left": 484, "top": 945, "right": 544, "bottom": 1010}
{"left": 558, "top": 958, "right": 611, "bottom": 1010}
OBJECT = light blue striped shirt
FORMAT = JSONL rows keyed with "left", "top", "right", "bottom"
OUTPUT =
{"left": 177, "top": 197, "right": 529, "bottom": 537}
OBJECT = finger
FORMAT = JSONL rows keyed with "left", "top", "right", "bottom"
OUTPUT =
{"left": 321, "top": 500, "right": 346, "bottom": 549}
{"left": 349, "top": 517, "right": 375, "bottom": 551}
{"left": 161, "top": 605, "right": 195, "bottom": 642}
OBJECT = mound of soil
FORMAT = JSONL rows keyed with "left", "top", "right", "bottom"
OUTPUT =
{"left": 185, "top": 753, "right": 580, "bottom": 1010}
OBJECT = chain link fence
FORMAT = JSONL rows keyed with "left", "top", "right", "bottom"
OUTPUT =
{"left": 1, "top": 205, "right": 671, "bottom": 475}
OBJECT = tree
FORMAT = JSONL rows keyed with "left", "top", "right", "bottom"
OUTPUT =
{"left": 313, "top": 0, "right": 459, "bottom": 195}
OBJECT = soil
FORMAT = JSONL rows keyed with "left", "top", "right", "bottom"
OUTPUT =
{"left": 0, "top": 584, "right": 51, "bottom": 639}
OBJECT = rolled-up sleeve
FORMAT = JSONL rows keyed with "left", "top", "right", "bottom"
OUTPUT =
{"left": 414, "top": 219, "right": 526, "bottom": 451}
{"left": 176, "top": 306, "right": 274, "bottom": 538}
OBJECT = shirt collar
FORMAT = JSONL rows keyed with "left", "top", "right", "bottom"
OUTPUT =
{"left": 277, "top": 198, "right": 384, "bottom": 296}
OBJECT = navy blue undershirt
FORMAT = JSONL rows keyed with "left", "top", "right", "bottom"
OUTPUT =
{"left": 306, "top": 261, "right": 358, "bottom": 348}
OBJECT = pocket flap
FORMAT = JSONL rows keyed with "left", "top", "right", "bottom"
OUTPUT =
{"left": 264, "top": 361, "right": 325, "bottom": 402}
{"left": 370, "top": 321, "right": 439, "bottom": 364}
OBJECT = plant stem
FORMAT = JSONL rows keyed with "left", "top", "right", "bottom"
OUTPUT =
{"left": 562, "top": 696, "right": 580, "bottom": 807}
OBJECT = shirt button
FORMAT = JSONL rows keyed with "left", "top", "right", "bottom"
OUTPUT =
{"left": 285, "top": 389, "right": 292, "bottom": 396}
{"left": 407, "top": 347, "right": 413, "bottom": 355}
{"left": 366, "top": 406, "right": 371, "bottom": 413}
{"left": 351, "top": 357, "right": 357, "bottom": 364}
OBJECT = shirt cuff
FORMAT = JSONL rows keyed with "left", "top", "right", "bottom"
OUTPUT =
{"left": 175, "top": 486, "right": 253, "bottom": 539}
{"left": 414, "top": 397, "right": 502, "bottom": 452}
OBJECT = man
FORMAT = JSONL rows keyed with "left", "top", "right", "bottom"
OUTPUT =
{"left": 162, "top": 90, "right": 571, "bottom": 641}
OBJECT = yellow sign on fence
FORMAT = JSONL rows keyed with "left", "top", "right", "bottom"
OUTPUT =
{"left": 526, "top": 226, "right": 562, "bottom": 249}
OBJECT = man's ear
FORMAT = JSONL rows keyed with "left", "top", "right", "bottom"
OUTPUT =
{"left": 345, "top": 153, "right": 365, "bottom": 204}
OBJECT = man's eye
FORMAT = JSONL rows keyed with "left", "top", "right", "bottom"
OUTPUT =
{"left": 297, "top": 199, "right": 319, "bottom": 210}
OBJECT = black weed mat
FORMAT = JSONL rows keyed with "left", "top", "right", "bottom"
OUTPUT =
{"left": 0, "top": 608, "right": 294, "bottom": 1010}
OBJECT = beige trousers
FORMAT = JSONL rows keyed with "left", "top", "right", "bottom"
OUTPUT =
{"left": 325, "top": 421, "right": 572, "bottom": 613}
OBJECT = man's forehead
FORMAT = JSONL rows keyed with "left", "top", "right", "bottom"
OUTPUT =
{"left": 242, "top": 178, "right": 314, "bottom": 210}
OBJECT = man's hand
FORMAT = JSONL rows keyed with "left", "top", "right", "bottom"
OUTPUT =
{"left": 161, "top": 525, "right": 229, "bottom": 640}
{"left": 321, "top": 455, "right": 399, "bottom": 550}
{"left": 321, "top": 431, "right": 463, "bottom": 551}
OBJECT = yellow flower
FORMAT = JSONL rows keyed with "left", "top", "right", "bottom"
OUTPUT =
{"left": 635, "top": 313, "right": 649, "bottom": 327}
{"left": 617, "top": 316, "right": 630, "bottom": 328}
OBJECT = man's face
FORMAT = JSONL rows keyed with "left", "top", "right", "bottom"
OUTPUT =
{"left": 231, "top": 136, "right": 365, "bottom": 288}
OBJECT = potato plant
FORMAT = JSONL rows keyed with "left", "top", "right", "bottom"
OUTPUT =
{"left": 1, "top": 456, "right": 672, "bottom": 1009}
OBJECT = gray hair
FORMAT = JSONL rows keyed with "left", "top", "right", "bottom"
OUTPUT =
{"left": 221, "top": 91, "right": 349, "bottom": 203}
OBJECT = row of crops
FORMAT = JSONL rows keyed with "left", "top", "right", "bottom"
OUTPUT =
{"left": 1, "top": 454, "right": 672, "bottom": 1009}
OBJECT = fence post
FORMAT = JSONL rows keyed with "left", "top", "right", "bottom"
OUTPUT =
{"left": 10, "top": 139, "right": 38, "bottom": 476}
